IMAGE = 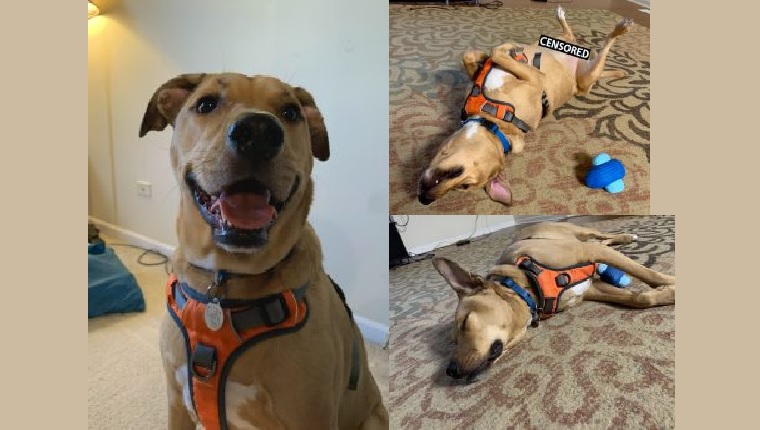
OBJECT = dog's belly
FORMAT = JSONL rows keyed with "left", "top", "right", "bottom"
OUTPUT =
{"left": 484, "top": 68, "right": 515, "bottom": 91}
{"left": 550, "top": 50, "right": 580, "bottom": 76}
{"left": 561, "top": 278, "right": 592, "bottom": 308}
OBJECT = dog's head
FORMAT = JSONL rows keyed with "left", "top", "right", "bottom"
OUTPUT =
{"left": 417, "top": 119, "right": 516, "bottom": 206}
{"left": 433, "top": 257, "right": 528, "bottom": 383}
{"left": 139, "top": 73, "right": 329, "bottom": 256}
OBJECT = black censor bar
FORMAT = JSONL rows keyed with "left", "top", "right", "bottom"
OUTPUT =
{"left": 538, "top": 35, "right": 590, "bottom": 60}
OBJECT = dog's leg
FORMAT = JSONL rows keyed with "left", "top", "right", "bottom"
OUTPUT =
{"left": 575, "top": 17, "right": 632, "bottom": 94}
{"left": 463, "top": 50, "right": 489, "bottom": 80}
{"left": 165, "top": 380, "right": 196, "bottom": 430}
{"left": 359, "top": 403, "right": 390, "bottom": 430}
{"left": 489, "top": 46, "right": 543, "bottom": 83}
{"left": 555, "top": 5, "right": 577, "bottom": 43}
{"left": 583, "top": 280, "right": 675, "bottom": 308}
{"left": 564, "top": 224, "right": 637, "bottom": 245}
{"left": 582, "top": 242, "right": 675, "bottom": 287}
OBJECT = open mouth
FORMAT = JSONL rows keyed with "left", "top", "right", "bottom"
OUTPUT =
{"left": 185, "top": 172, "right": 300, "bottom": 250}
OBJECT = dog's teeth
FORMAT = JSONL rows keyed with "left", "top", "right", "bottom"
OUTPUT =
{"left": 265, "top": 190, "right": 272, "bottom": 203}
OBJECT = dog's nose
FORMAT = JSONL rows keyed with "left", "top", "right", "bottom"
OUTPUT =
{"left": 418, "top": 171, "right": 436, "bottom": 205}
{"left": 228, "top": 113, "right": 284, "bottom": 162}
{"left": 446, "top": 361, "right": 459, "bottom": 378}
{"left": 419, "top": 170, "right": 437, "bottom": 191}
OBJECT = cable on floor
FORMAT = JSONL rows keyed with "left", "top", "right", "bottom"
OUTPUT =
{"left": 108, "top": 243, "right": 173, "bottom": 275}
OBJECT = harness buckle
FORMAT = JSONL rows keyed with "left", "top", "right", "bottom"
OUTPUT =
{"left": 518, "top": 258, "right": 541, "bottom": 276}
{"left": 262, "top": 295, "right": 290, "bottom": 326}
{"left": 556, "top": 273, "right": 570, "bottom": 286}
{"left": 502, "top": 110, "right": 515, "bottom": 123}
{"left": 191, "top": 343, "right": 217, "bottom": 381}
{"left": 207, "top": 270, "right": 231, "bottom": 300}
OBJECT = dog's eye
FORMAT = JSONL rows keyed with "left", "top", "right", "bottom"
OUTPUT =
{"left": 460, "top": 184, "right": 470, "bottom": 190}
{"left": 195, "top": 96, "right": 219, "bottom": 114}
{"left": 281, "top": 104, "right": 301, "bottom": 122}
{"left": 459, "top": 313, "right": 469, "bottom": 331}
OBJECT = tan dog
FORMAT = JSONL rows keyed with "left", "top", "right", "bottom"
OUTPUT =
{"left": 139, "top": 73, "right": 387, "bottom": 429}
{"left": 418, "top": 6, "right": 632, "bottom": 206}
{"left": 433, "top": 221, "right": 675, "bottom": 382}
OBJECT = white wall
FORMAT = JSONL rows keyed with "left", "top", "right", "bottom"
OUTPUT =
{"left": 393, "top": 215, "right": 517, "bottom": 255}
{"left": 88, "top": 0, "right": 389, "bottom": 327}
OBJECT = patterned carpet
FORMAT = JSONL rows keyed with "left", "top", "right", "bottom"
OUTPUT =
{"left": 389, "top": 6, "right": 650, "bottom": 214}
{"left": 389, "top": 216, "right": 674, "bottom": 429}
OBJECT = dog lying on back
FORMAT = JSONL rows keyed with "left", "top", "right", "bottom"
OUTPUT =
{"left": 418, "top": 6, "right": 632, "bottom": 206}
{"left": 433, "top": 222, "right": 675, "bottom": 382}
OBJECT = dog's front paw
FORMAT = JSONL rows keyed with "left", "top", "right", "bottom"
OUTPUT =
{"left": 611, "top": 17, "right": 633, "bottom": 38}
{"left": 508, "top": 45, "right": 525, "bottom": 58}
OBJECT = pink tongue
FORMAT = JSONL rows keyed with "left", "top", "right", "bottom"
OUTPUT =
{"left": 487, "top": 178, "right": 512, "bottom": 205}
{"left": 211, "top": 192, "right": 276, "bottom": 230}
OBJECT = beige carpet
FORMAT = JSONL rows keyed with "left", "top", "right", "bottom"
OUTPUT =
{"left": 389, "top": 216, "right": 674, "bottom": 429}
{"left": 390, "top": 6, "right": 650, "bottom": 214}
{"left": 88, "top": 233, "right": 389, "bottom": 429}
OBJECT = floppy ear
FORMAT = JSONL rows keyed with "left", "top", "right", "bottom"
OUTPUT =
{"left": 432, "top": 257, "right": 484, "bottom": 296}
{"left": 293, "top": 87, "right": 330, "bottom": 161}
{"left": 139, "top": 74, "right": 206, "bottom": 138}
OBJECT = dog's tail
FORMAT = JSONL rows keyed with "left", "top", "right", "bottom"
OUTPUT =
{"left": 593, "top": 246, "right": 675, "bottom": 287}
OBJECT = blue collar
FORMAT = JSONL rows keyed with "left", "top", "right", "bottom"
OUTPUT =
{"left": 500, "top": 277, "right": 539, "bottom": 326}
{"left": 462, "top": 117, "right": 511, "bottom": 153}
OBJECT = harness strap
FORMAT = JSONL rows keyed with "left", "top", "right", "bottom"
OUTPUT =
{"left": 328, "top": 275, "right": 362, "bottom": 391}
{"left": 500, "top": 277, "right": 540, "bottom": 327}
{"left": 167, "top": 275, "right": 309, "bottom": 430}
{"left": 462, "top": 117, "right": 511, "bottom": 153}
{"left": 166, "top": 272, "right": 361, "bottom": 429}
{"left": 516, "top": 256, "right": 597, "bottom": 319}
{"left": 532, "top": 52, "right": 550, "bottom": 118}
{"left": 463, "top": 51, "right": 550, "bottom": 133}
{"left": 175, "top": 281, "right": 308, "bottom": 329}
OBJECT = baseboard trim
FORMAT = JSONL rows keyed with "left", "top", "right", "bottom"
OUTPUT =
{"left": 405, "top": 219, "right": 514, "bottom": 255}
{"left": 355, "top": 316, "right": 390, "bottom": 346}
{"left": 89, "top": 216, "right": 176, "bottom": 258}
{"left": 88, "top": 216, "right": 389, "bottom": 345}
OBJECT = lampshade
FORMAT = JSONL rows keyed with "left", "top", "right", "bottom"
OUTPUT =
{"left": 88, "top": 2, "right": 100, "bottom": 19}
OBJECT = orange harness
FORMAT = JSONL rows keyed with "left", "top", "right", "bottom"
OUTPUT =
{"left": 515, "top": 256, "right": 597, "bottom": 320}
{"left": 462, "top": 52, "right": 549, "bottom": 133}
{"left": 166, "top": 273, "right": 310, "bottom": 430}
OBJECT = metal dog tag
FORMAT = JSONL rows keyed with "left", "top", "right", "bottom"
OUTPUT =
{"left": 205, "top": 300, "right": 224, "bottom": 331}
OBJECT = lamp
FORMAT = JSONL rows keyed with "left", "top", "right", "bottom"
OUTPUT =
{"left": 88, "top": 2, "right": 100, "bottom": 19}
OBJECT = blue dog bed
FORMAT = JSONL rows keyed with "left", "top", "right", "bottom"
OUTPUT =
{"left": 88, "top": 240, "right": 145, "bottom": 318}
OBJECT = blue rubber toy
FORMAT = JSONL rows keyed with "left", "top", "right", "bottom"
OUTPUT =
{"left": 597, "top": 263, "right": 631, "bottom": 287}
{"left": 585, "top": 153, "right": 626, "bottom": 193}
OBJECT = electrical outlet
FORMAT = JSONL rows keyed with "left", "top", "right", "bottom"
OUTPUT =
{"left": 137, "top": 181, "right": 152, "bottom": 197}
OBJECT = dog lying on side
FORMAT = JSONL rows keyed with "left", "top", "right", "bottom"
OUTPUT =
{"left": 418, "top": 6, "right": 632, "bottom": 206}
{"left": 139, "top": 73, "right": 388, "bottom": 429}
{"left": 433, "top": 221, "right": 675, "bottom": 382}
